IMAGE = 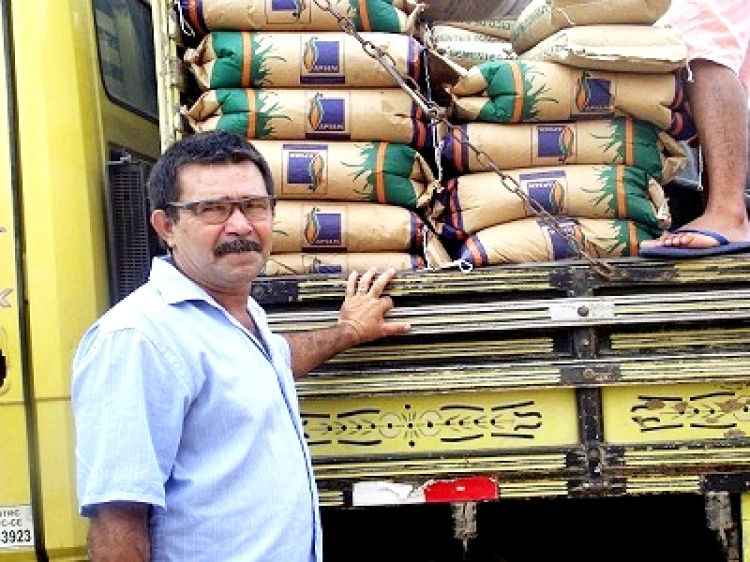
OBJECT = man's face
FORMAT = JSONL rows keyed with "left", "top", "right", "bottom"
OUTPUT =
{"left": 152, "top": 161, "right": 274, "bottom": 296}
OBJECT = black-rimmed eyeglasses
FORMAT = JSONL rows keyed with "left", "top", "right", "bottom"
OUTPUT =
{"left": 167, "top": 196, "right": 275, "bottom": 224}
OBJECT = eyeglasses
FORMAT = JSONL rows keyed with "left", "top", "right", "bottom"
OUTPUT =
{"left": 167, "top": 196, "right": 275, "bottom": 224}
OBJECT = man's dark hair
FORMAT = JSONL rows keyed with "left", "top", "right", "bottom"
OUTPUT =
{"left": 147, "top": 130, "right": 275, "bottom": 220}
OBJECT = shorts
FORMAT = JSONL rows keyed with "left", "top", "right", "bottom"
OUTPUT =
{"left": 661, "top": 0, "right": 750, "bottom": 92}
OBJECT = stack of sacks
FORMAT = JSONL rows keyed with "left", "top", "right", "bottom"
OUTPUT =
{"left": 513, "top": 0, "right": 682, "bottom": 73}
{"left": 430, "top": 0, "right": 694, "bottom": 267}
{"left": 178, "top": 0, "right": 436, "bottom": 276}
{"left": 422, "top": 18, "right": 516, "bottom": 70}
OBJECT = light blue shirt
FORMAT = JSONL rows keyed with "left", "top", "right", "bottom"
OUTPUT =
{"left": 72, "top": 256, "right": 321, "bottom": 561}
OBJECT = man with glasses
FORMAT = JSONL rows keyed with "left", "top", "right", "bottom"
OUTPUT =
{"left": 71, "top": 130, "right": 411, "bottom": 561}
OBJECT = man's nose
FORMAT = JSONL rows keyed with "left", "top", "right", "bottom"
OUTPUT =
{"left": 224, "top": 205, "right": 255, "bottom": 230}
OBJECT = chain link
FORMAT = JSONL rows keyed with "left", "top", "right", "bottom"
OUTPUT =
{"left": 312, "top": 0, "right": 616, "bottom": 279}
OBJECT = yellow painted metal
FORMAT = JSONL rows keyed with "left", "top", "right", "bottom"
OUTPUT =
{"left": 328, "top": 337, "right": 555, "bottom": 365}
{"left": 9, "top": 0, "right": 108, "bottom": 554}
{"left": 0, "top": 3, "right": 34, "bottom": 558}
{"left": 313, "top": 452, "right": 572, "bottom": 481}
{"left": 496, "top": 479, "right": 571, "bottom": 499}
{"left": 620, "top": 446, "right": 750, "bottom": 470}
{"left": 625, "top": 476, "right": 702, "bottom": 495}
{"left": 291, "top": 266, "right": 558, "bottom": 301}
{"left": 615, "top": 356, "right": 750, "bottom": 386}
{"left": 318, "top": 490, "right": 347, "bottom": 507}
{"left": 611, "top": 327, "right": 750, "bottom": 351}
{"left": 298, "top": 363, "right": 564, "bottom": 397}
{"left": 303, "top": 388, "right": 579, "bottom": 459}
{"left": 4, "top": 0, "right": 158, "bottom": 558}
{"left": 602, "top": 382, "right": 750, "bottom": 444}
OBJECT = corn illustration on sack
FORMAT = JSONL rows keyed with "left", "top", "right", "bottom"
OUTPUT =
{"left": 177, "top": 0, "right": 411, "bottom": 35}
{"left": 272, "top": 200, "right": 424, "bottom": 253}
{"left": 441, "top": 118, "right": 686, "bottom": 183}
{"left": 185, "top": 31, "right": 423, "bottom": 90}
{"left": 511, "top": 0, "right": 670, "bottom": 55}
{"left": 431, "top": 164, "right": 668, "bottom": 240}
{"left": 519, "top": 25, "right": 687, "bottom": 74}
{"left": 253, "top": 139, "right": 433, "bottom": 208}
{"left": 450, "top": 60, "right": 693, "bottom": 140}
{"left": 262, "top": 252, "right": 425, "bottom": 276}
{"left": 185, "top": 88, "right": 431, "bottom": 147}
{"left": 456, "top": 216, "right": 657, "bottom": 266}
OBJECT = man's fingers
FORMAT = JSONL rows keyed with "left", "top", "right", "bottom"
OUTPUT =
{"left": 371, "top": 267, "right": 396, "bottom": 295}
{"left": 347, "top": 270, "right": 359, "bottom": 297}
{"left": 383, "top": 321, "right": 412, "bottom": 336}
{"left": 356, "top": 267, "right": 378, "bottom": 294}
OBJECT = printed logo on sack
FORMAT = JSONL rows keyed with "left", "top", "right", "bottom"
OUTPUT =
{"left": 308, "top": 256, "right": 343, "bottom": 274}
{"left": 306, "top": 92, "right": 350, "bottom": 139}
{"left": 574, "top": 71, "right": 614, "bottom": 117}
{"left": 536, "top": 125, "right": 575, "bottom": 163}
{"left": 266, "top": 0, "right": 311, "bottom": 23}
{"left": 304, "top": 206, "right": 344, "bottom": 250}
{"left": 282, "top": 143, "right": 328, "bottom": 196}
{"left": 542, "top": 217, "right": 583, "bottom": 260}
{"left": 520, "top": 170, "right": 566, "bottom": 214}
{"left": 301, "top": 37, "right": 345, "bottom": 85}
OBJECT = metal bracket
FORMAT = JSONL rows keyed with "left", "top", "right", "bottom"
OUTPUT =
{"left": 561, "top": 364, "right": 621, "bottom": 385}
{"left": 451, "top": 501, "right": 477, "bottom": 555}
{"left": 705, "top": 491, "right": 740, "bottom": 562}
{"left": 568, "top": 477, "right": 626, "bottom": 497}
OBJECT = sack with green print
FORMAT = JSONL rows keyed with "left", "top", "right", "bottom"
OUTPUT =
{"left": 271, "top": 200, "right": 425, "bottom": 253}
{"left": 261, "top": 251, "right": 426, "bottom": 276}
{"left": 450, "top": 60, "right": 694, "bottom": 140}
{"left": 456, "top": 216, "right": 658, "bottom": 266}
{"left": 431, "top": 164, "right": 670, "bottom": 241}
{"left": 511, "top": 0, "right": 670, "bottom": 55}
{"left": 253, "top": 139, "right": 434, "bottom": 209}
{"left": 437, "top": 19, "right": 516, "bottom": 41}
{"left": 441, "top": 117, "right": 686, "bottom": 184}
{"left": 425, "top": 25, "right": 515, "bottom": 69}
{"left": 185, "top": 31, "right": 423, "bottom": 90}
{"left": 519, "top": 25, "right": 687, "bottom": 74}
{"left": 177, "top": 0, "right": 412, "bottom": 35}
{"left": 184, "top": 88, "right": 433, "bottom": 148}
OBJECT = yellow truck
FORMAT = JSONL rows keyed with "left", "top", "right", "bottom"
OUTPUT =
{"left": 2, "top": 0, "right": 750, "bottom": 560}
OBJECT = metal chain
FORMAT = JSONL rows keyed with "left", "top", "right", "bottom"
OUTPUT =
{"left": 312, "top": 0, "right": 616, "bottom": 279}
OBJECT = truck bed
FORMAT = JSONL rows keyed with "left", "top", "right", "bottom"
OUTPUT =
{"left": 252, "top": 255, "right": 750, "bottom": 506}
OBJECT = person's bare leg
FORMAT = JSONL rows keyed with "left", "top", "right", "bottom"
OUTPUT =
{"left": 641, "top": 59, "right": 750, "bottom": 249}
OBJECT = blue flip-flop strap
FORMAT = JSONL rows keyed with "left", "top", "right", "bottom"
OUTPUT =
{"left": 670, "top": 228, "right": 729, "bottom": 245}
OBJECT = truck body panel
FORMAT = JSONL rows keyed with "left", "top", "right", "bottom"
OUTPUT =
{"left": 0, "top": 0, "right": 158, "bottom": 558}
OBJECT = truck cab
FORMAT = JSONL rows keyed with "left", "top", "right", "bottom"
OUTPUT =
{"left": 0, "top": 0, "right": 159, "bottom": 557}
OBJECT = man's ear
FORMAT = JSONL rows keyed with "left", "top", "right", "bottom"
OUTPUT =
{"left": 151, "top": 209, "right": 176, "bottom": 250}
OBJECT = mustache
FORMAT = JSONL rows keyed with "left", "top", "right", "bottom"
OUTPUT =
{"left": 214, "top": 238, "right": 263, "bottom": 257}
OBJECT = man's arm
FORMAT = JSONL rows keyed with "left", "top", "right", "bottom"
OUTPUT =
{"left": 88, "top": 502, "right": 150, "bottom": 561}
{"left": 284, "top": 268, "right": 411, "bottom": 378}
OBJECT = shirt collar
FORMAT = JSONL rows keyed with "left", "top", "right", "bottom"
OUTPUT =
{"left": 150, "top": 256, "right": 264, "bottom": 317}
{"left": 150, "top": 255, "right": 212, "bottom": 305}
